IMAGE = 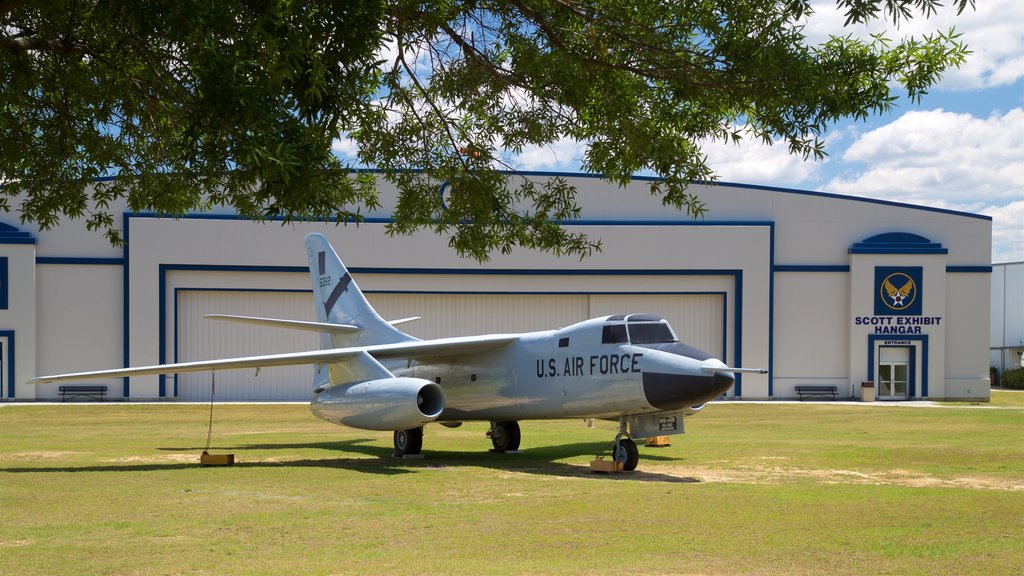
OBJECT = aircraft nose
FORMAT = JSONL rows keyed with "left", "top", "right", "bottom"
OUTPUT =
{"left": 640, "top": 353, "right": 735, "bottom": 412}
{"left": 713, "top": 369, "right": 735, "bottom": 391}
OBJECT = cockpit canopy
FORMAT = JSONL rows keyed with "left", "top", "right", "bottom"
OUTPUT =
{"left": 601, "top": 314, "right": 678, "bottom": 345}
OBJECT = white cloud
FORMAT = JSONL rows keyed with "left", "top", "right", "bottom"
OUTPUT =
{"left": 826, "top": 108, "right": 1024, "bottom": 203}
{"left": 509, "top": 138, "right": 588, "bottom": 172}
{"left": 702, "top": 133, "right": 824, "bottom": 185}
{"left": 984, "top": 200, "right": 1024, "bottom": 263}
{"left": 803, "top": 0, "right": 1024, "bottom": 90}
{"left": 823, "top": 107, "right": 1024, "bottom": 262}
{"left": 331, "top": 137, "right": 360, "bottom": 163}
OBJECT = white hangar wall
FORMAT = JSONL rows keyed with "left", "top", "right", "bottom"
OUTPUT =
{"left": 991, "top": 262, "right": 1024, "bottom": 374}
{"left": 138, "top": 218, "right": 766, "bottom": 401}
{"left": 0, "top": 174, "right": 992, "bottom": 401}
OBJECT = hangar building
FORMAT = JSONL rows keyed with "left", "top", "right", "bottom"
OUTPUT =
{"left": 0, "top": 174, "right": 992, "bottom": 402}
{"left": 991, "top": 261, "right": 1024, "bottom": 375}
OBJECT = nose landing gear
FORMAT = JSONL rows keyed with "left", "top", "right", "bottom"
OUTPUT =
{"left": 612, "top": 437, "right": 640, "bottom": 471}
{"left": 607, "top": 417, "right": 639, "bottom": 471}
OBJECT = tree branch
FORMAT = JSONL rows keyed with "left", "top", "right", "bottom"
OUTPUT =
{"left": 0, "top": 32, "right": 87, "bottom": 55}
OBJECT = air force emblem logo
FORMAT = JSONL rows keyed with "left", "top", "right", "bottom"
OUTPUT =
{"left": 882, "top": 273, "right": 915, "bottom": 309}
{"left": 875, "top": 267, "right": 923, "bottom": 315}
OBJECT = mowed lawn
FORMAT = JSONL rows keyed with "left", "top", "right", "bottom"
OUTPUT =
{"left": 1, "top": 393, "right": 1022, "bottom": 576}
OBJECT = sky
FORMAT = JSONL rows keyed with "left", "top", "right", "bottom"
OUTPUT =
{"left": 509, "top": 1, "right": 1024, "bottom": 264}
{"left": 338, "top": 1, "right": 1024, "bottom": 263}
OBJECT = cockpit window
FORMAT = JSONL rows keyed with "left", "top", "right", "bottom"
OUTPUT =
{"left": 602, "top": 324, "right": 628, "bottom": 344}
{"left": 627, "top": 322, "right": 678, "bottom": 344}
{"left": 602, "top": 317, "right": 678, "bottom": 345}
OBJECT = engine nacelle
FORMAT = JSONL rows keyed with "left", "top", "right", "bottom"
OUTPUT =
{"left": 310, "top": 377, "right": 446, "bottom": 431}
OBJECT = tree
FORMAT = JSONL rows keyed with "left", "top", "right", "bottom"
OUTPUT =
{"left": 1, "top": 0, "right": 973, "bottom": 260}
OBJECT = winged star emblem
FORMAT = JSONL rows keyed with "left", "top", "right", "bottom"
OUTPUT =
{"left": 883, "top": 275, "right": 914, "bottom": 308}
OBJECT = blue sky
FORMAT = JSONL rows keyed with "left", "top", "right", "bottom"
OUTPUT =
{"left": 509, "top": 2, "right": 1024, "bottom": 264}
{"left": 338, "top": 1, "right": 1023, "bottom": 263}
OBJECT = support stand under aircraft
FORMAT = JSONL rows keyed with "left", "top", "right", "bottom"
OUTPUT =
{"left": 33, "top": 233, "right": 764, "bottom": 471}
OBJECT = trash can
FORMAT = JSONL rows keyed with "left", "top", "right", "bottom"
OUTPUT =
{"left": 861, "top": 381, "right": 876, "bottom": 402}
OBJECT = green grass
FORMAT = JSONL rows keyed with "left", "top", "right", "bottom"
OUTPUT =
{"left": 991, "top": 389, "right": 1024, "bottom": 407}
{"left": 1, "top": 401, "right": 1022, "bottom": 575}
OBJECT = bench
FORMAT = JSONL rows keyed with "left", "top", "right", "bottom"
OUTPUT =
{"left": 795, "top": 385, "right": 838, "bottom": 401}
{"left": 58, "top": 385, "right": 108, "bottom": 402}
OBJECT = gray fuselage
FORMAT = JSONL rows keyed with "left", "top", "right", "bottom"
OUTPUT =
{"left": 391, "top": 316, "right": 735, "bottom": 422}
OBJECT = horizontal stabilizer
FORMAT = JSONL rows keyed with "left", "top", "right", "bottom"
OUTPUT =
{"left": 387, "top": 317, "right": 421, "bottom": 327}
{"left": 205, "top": 314, "right": 359, "bottom": 334}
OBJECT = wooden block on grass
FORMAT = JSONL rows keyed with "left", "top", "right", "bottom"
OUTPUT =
{"left": 200, "top": 451, "right": 235, "bottom": 466}
{"left": 590, "top": 457, "right": 623, "bottom": 473}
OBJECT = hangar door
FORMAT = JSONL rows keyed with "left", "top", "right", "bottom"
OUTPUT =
{"left": 176, "top": 290, "right": 723, "bottom": 401}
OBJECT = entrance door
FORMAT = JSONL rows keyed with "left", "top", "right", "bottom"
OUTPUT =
{"left": 878, "top": 347, "right": 910, "bottom": 400}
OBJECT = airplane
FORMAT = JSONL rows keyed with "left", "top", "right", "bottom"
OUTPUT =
{"left": 32, "top": 232, "right": 765, "bottom": 471}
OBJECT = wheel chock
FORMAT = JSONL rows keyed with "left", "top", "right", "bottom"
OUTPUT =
{"left": 590, "top": 457, "right": 624, "bottom": 473}
{"left": 645, "top": 436, "right": 671, "bottom": 447}
{"left": 200, "top": 451, "right": 235, "bottom": 466}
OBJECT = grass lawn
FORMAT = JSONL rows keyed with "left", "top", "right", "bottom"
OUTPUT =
{"left": 990, "top": 388, "right": 1024, "bottom": 407}
{"left": 1, "top": 399, "right": 1021, "bottom": 575}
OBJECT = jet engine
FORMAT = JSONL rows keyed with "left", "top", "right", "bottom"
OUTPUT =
{"left": 310, "top": 377, "right": 446, "bottom": 431}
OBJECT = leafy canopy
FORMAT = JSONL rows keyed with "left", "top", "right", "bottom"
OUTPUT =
{"left": 0, "top": 0, "right": 973, "bottom": 260}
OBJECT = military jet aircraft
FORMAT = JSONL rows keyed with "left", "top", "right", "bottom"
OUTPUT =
{"left": 34, "top": 233, "right": 764, "bottom": 470}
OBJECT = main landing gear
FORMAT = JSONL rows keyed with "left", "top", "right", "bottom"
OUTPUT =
{"left": 487, "top": 421, "right": 521, "bottom": 452}
{"left": 393, "top": 427, "right": 423, "bottom": 457}
{"left": 394, "top": 422, "right": 522, "bottom": 458}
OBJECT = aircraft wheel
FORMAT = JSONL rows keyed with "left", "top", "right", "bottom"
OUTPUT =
{"left": 489, "top": 421, "right": 521, "bottom": 452}
{"left": 394, "top": 427, "right": 423, "bottom": 456}
{"left": 613, "top": 438, "right": 639, "bottom": 471}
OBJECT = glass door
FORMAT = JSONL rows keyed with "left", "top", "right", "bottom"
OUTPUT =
{"left": 878, "top": 346, "right": 911, "bottom": 400}
{"left": 878, "top": 362, "right": 909, "bottom": 399}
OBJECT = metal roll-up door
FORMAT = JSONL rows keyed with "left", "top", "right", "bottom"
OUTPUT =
{"left": 176, "top": 290, "right": 318, "bottom": 401}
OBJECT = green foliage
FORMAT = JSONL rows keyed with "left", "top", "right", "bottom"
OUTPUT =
{"left": 1, "top": 0, "right": 973, "bottom": 259}
{"left": 1002, "top": 367, "right": 1024, "bottom": 390}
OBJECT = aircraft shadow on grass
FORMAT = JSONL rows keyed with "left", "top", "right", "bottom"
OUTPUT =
{"left": 2, "top": 439, "right": 700, "bottom": 483}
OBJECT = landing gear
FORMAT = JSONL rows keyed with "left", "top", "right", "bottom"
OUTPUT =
{"left": 488, "top": 421, "right": 521, "bottom": 452}
{"left": 612, "top": 438, "right": 640, "bottom": 471}
{"left": 393, "top": 427, "right": 423, "bottom": 457}
{"left": 609, "top": 417, "right": 640, "bottom": 471}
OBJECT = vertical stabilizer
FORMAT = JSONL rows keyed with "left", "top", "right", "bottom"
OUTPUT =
{"left": 304, "top": 233, "right": 417, "bottom": 347}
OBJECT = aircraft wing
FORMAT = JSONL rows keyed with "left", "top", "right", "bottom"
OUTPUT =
{"left": 364, "top": 334, "right": 520, "bottom": 361}
{"left": 31, "top": 334, "right": 521, "bottom": 384}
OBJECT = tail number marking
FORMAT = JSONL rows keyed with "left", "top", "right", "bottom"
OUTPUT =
{"left": 322, "top": 272, "right": 352, "bottom": 315}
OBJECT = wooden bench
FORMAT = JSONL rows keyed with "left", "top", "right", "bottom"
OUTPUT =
{"left": 58, "top": 385, "right": 108, "bottom": 402}
{"left": 795, "top": 385, "right": 838, "bottom": 401}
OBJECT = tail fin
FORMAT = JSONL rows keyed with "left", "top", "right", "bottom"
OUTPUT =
{"left": 304, "top": 233, "right": 417, "bottom": 348}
